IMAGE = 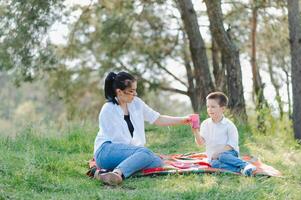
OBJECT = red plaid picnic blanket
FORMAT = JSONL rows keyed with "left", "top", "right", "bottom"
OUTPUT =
{"left": 86, "top": 152, "right": 282, "bottom": 178}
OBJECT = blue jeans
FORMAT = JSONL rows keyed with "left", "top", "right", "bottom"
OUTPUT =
{"left": 94, "top": 141, "right": 163, "bottom": 178}
{"left": 210, "top": 150, "right": 248, "bottom": 173}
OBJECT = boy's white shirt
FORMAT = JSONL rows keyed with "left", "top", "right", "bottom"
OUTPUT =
{"left": 94, "top": 97, "right": 160, "bottom": 155}
{"left": 199, "top": 116, "right": 239, "bottom": 161}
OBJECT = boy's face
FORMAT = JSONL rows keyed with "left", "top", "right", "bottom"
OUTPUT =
{"left": 206, "top": 98, "right": 225, "bottom": 120}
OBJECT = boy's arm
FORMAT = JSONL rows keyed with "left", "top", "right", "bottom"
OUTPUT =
{"left": 225, "top": 123, "right": 239, "bottom": 150}
{"left": 192, "top": 128, "right": 205, "bottom": 146}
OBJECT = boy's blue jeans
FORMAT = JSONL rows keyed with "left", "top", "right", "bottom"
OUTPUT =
{"left": 210, "top": 149, "right": 248, "bottom": 173}
{"left": 94, "top": 141, "right": 163, "bottom": 178}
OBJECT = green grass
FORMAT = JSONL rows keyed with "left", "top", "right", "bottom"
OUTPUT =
{"left": 1, "top": 119, "right": 301, "bottom": 200}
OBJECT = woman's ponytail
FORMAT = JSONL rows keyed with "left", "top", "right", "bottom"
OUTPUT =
{"left": 104, "top": 72, "right": 117, "bottom": 102}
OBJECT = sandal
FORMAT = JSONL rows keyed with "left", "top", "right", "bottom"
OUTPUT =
{"left": 97, "top": 172, "right": 123, "bottom": 186}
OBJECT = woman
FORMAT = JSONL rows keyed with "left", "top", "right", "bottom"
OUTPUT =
{"left": 94, "top": 71, "right": 191, "bottom": 185}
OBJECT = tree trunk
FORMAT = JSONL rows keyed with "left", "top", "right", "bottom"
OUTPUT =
{"left": 204, "top": 0, "right": 247, "bottom": 120}
{"left": 221, "top": 50, "right": 228, "bottom": 93}
{"left": 211, "top": 31, "right": 226, "bottom": 92}
{"left": 182, "top": 30, "right": 199, "bottom": 112}
{"left": 251, "top": 2, "right": 266, "bottom": 107}
{"left": 177, "top": 0, "right": 214, "bottom": 111}
{"left": 288, "top": 0, "right": 301, "bottom": 141}
{"left": 267, "top": 56, "right": 283, "bottom": 118}
{"left": 282, "top": 68, "right": 292, "bottom": 117}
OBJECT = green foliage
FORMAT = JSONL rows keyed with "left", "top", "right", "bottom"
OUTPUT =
{"left": 0, "top": 72, "right": 66, "bottom": 137}
{"left": 0, "top": 0, "right": 296, "bottom": 120}
{"left": 64, "top": 0, "right": 183, "bottom": 94}
{"left": 0, "top": 0, "right": 63, "bottom": 84}
{"left": 46, "top": 65, "right": 105, "bottom": 120}
{"left": 0, "top": 0, "right": 193, "bottom": 120}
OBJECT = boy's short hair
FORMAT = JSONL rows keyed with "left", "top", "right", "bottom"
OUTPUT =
{"left": 206, "top": 92, "right": 228, "bottom": 107}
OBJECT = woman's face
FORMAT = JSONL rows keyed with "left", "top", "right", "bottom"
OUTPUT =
{"left": 116, "top": 81, "right": 137, "bottom": 103}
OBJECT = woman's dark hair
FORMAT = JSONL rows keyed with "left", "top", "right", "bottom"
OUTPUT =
{"left": 104, "top": 71, "right": 136, "bottom": 104}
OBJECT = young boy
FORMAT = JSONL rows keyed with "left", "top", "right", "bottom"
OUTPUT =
{"left": 192, "top": 92, "right": 256, "bottom": 176}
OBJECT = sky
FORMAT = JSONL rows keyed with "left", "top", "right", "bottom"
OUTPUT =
{"left": 48, "top": 0, "right": 291, "bottom": 114}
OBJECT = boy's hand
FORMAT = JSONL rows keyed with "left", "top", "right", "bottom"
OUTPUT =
{"left": 191, "top": 127, "right": 205, "bottom": 146}
{"left": 224, "top": 145, "right": 233, "bottom": 151}
{"left": 191, "top": 127, "right": 200, "bottom": 135}
{"left": 211, "top": 152, "right": 220, "bottom": 160}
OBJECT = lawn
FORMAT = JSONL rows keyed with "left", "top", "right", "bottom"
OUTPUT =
{"left": 1, "top": 119, "right": 301, "bottom": 200}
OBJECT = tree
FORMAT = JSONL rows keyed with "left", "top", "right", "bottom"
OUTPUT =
{"left": 62, "top": 0, "right": 216, "bottom": 113}
{"left": 287, "top": 0, "right": 301, "bottom": 141}
{"left": 204, "top": 0, "right": 247, "bottom": 119}
{"left": 259, "top": 11, "right": 290, "bottom": 119}
{"left": 0, "top": 0, "right": 63, "bottom": 84}
{"left": 267, "top": 57, "right": 283, "bottom": 118}
{"left": 250, "top": 0, "right": 265, "bottom": 106}
{"left": 176, "top": 0, "right": 214, "bottom": 111}
{"left": 210, "top": 27, "right": 226, "bottom": 93}
{"left": 63, "top": 1, "right": 189, "bottom": 97}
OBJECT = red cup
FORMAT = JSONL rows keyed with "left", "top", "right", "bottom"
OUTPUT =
{"left": 190, "top": 114, "right": 200, "bottom": 129}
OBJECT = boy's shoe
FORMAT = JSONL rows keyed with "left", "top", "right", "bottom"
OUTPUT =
{"left": 96, "top": 172, "right": 123, "bottom": 186}
{"left": 242, "top": 164, "right": 257, "bottom": 176}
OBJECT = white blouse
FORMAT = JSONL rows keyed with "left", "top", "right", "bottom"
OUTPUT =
{"left": 94, "top": 97, "right": 160, "bottom": 154}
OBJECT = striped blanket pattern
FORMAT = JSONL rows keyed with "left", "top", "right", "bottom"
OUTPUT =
{"left": 86, "top": 152, "right": 282, "bottom": 178}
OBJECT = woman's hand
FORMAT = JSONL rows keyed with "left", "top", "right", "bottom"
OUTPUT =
{"left": 181, "top": 116, "right": 192, "bottom": 125}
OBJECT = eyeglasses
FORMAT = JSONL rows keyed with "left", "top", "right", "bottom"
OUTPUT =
{"left": 123, "top": 90, "right": 137, "bottom": 96}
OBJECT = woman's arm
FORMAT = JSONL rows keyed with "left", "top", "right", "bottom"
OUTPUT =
{"left": 153, "top": 115, "right": 190, "bottom": 126}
